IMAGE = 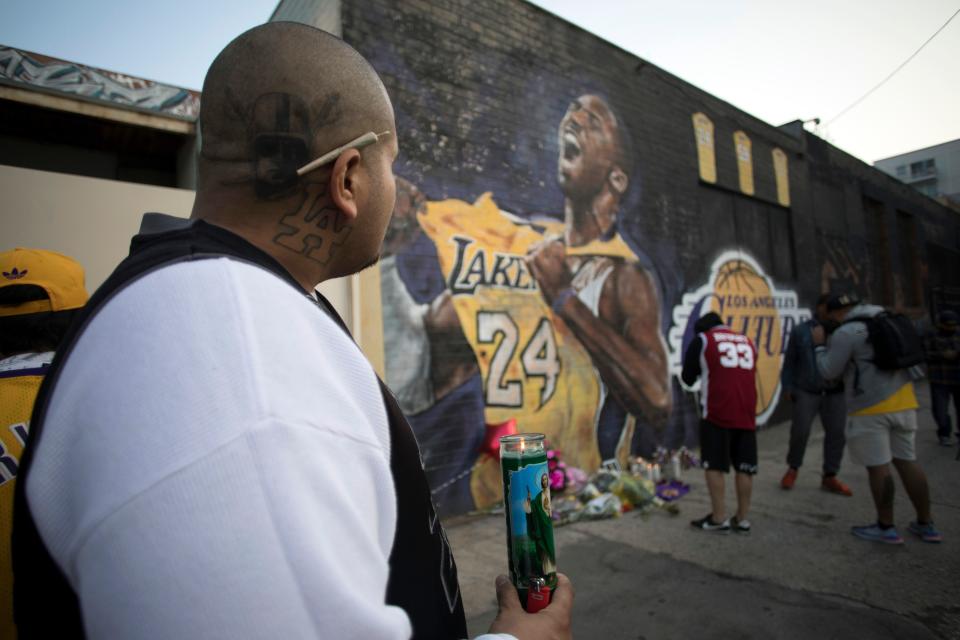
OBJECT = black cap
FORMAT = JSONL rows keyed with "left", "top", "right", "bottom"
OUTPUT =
{"left": 826, "top": 293, "right": 860, "bottom": 312}
{"left": 694, "top": 311, "right": 723, "bottom": 333}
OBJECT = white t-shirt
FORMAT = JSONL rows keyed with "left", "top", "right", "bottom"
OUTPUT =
{"left": 25, "top": 257, "right": 510, "bottom": 639}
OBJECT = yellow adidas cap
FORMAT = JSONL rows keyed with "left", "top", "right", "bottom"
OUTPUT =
{"left": 0, "top": 248, "right": 89, "bottom": 317}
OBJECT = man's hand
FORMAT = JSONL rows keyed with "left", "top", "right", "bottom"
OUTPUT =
{"left": 526, "top": 237, "right": 573, "bottom": 304}
{"left": 811, "top": 325, "right": 826, "bottom": 346}
{"left": 488, "top": 574, "right": 573, "bottom": 640}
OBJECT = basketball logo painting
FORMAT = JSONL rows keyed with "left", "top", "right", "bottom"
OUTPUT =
{"left": 667, "top": 251, "right": 810, "bottom": 424}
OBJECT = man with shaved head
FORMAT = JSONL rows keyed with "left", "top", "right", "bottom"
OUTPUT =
{"left": 13, "top": 23, "right": 572, "bottom": 639}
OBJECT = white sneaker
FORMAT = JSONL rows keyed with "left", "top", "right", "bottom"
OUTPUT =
{"left": 731, "top": 516, "right": 751, "bottom": 534}
{"left": 690, "top": 514, "right": 730, "bottom": 533}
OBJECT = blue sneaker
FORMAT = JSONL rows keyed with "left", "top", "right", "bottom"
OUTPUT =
{"left": 908, "top": 521, "right": 943, "bottom": 543}
{"left": 851, "top": 523, "right": 904, "bottom": 545}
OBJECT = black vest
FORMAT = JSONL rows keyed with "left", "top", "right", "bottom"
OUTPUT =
{"left": 13, "top": 220, "right": 467, "bottom": 639}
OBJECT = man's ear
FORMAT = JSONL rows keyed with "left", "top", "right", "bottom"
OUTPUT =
{"left": 329, "top": 148, "right": 362, "bottom": 221}
{"left": 608, "top": 165, "right": 628, "bottom": 195}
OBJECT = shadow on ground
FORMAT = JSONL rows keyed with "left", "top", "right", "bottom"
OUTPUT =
{"left": 465, "top": 533, "right": 939, "bottom": 639}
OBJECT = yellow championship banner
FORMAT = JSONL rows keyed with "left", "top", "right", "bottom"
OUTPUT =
{"left": 733, "top": 131, "right": 754, "bottom": 196}
{"left": 692, "top": 112, "right": 717, "bottom": 184}
{"left": 772, "top": 147, "right": 790, "bottom": 207}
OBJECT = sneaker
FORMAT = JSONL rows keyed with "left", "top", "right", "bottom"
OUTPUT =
{"left": 780, "top": 467, "right": 798, "bottom": 490}
{"left": 730, "top": 516, "right": 751, "bottom": 534}
{"left": 908, "top": 521, "right": 943, "bottom": 543}
{"left": 690, "top": 514, "right": 730, "bottom": 533}
{"left": 851, "top": 523, "right": 904, "bottom": 545}
{"left": 821, "top": 475, "right": 853, "bottom": 496}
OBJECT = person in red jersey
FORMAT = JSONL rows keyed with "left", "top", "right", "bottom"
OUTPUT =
{"left": 681, "top": 312, "right": 758, "bottom": 534}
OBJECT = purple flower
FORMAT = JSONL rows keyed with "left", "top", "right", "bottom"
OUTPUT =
{"left": 549, "top": 469, "right": 566, "bottom": 491}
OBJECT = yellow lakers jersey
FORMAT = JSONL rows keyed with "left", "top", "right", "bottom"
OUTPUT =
{"left": 0, "top": 363, "right": 46, "bottom": 640}
{"left": 418, "top": 193, "right": 638, "bottom": 506}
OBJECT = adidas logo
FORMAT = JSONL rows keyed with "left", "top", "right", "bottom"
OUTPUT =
{"left": 2, "top": 267, "right": 28, "bottom": 280}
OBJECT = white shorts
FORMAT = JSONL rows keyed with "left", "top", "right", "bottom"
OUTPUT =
{"left": 845, "top": 410, "right": 917, "bottom": 467}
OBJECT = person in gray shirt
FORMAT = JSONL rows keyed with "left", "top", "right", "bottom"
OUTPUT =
{"left": 813, "top": 294, "right": 941, "bottom": 545}
{"left": 780, "top": 293, "right": 851, "bottom": 495}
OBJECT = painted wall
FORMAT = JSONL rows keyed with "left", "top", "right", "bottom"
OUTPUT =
{"left": 277, "top": 0, "right": 960, "bottom": 515}
{"left": 0, "top": 46, "right": 200, "bottom": 120}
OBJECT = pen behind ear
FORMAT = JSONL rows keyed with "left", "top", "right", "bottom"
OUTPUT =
{"left": 297, "top": 131, "right": 391, "bottom": 177}
{"left": 250, "top": 127, "right": 392, "bottom": 197}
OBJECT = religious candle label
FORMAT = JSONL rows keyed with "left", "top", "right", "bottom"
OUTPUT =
{"left": 500, "top": 439, "right": 557, "bottom": 608}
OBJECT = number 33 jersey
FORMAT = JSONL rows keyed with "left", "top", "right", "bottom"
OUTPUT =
{"left": 698, "top": 326, "right": 758, "bottom": 430}
{"left": 418, "top": 193, "right": 638, "bottom": 477}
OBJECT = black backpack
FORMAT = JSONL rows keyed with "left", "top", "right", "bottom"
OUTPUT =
{"left": 845, "top": 311, "right": 925, "bottom": 370}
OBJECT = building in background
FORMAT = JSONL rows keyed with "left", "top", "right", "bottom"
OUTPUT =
{"left": 0, "top": 45, "right": 200, "bottom": 190}
{"left": 875, "top": 139, "right": 960, "bottom": 208}
{"left": 0, "top": 45, "right": 198, "bottom": 291}
{"left": 0, "top": 44, "right": 363, "bottom": 342}
{"left": 873, "top": 139, "right": 960, "bottom": 317}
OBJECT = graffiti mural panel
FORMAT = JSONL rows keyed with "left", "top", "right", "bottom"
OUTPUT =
{"left": 378, "top": 95, "right": 808, "bottom": 514}
{"left": 350, "top": 3, "right": 811, "bottom": 515}
{"left": 382, "top": 94, "right": 672, "bottom": 511}
{"left": 0, "top": 46, "right": 200, "bottom": 119}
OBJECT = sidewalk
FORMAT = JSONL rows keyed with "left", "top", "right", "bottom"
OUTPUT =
{"left": 445, "top": 384, "right": 959, "bottom": 639}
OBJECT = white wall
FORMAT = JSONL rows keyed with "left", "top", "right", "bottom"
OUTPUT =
{"left": 0, "top": 164, "right": 356, "bottom": 334}
{"left": 1, "top": 164, "right": 194, "bottom": 290}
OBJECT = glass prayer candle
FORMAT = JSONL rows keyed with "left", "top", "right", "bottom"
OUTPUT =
{"left": 500, "top": 433, "right": 558, "bottom": 611}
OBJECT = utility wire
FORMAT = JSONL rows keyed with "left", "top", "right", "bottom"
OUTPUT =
{"left": 824, "top": 7, "right": 960, "bottom": 126}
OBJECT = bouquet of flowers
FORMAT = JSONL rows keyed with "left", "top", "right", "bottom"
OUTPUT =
{"left": 546, "top": 445, "right": 567, "bottom": 491}
{"left": 544, "top": 443, "right": 589, "bottom": 493}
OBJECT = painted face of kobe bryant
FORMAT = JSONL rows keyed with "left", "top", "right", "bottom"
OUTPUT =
{"left": 557, "top": 94, "right": 625, "bottom": 199}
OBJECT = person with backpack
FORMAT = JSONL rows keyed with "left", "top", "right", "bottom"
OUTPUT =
{"left": 813, "top": 294, "right": 941, "bottom": 544}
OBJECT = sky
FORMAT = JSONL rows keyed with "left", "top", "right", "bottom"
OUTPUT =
{"left": 1, "top": 0, "right": 957, "bottom": 164}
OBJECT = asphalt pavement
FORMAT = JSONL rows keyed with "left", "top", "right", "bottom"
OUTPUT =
{"left": 445, "top": 382, "right": 959, "bottom": 639}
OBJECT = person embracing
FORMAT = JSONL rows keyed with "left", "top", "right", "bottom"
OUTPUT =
{"left": 814, "top": 294, "right": 941, "bottom": 544}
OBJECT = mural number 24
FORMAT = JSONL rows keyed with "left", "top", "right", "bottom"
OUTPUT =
{"left": 477, "top": 312, "right": 559, "bottom": 409}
